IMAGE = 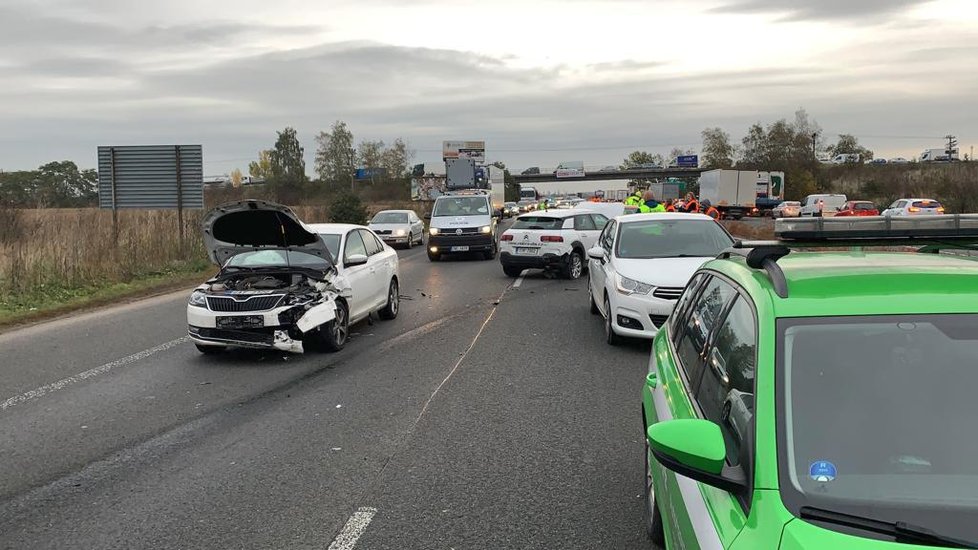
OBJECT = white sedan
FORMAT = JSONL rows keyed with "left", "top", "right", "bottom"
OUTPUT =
{"left": 587, "top": 213, "right": 735, "bottom": 345}
{"left": 368, "top": 210, "right": 425, "bottom": 249}
{"left": 308, "top": 224, "right": 401, "bottom": 327}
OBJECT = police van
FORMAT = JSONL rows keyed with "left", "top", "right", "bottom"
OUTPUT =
{"left": 425, "top": 189, "right": 500, "bottom": 262}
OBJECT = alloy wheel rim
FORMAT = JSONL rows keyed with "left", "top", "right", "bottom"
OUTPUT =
{"left": 389, "top": 283, "right": 399, "bottom": 315}
{"left": 571, "top": 255, "right": 582, "bottom": 278}
{"left": 334, "top": 305, "right": 348, "bottom": 344}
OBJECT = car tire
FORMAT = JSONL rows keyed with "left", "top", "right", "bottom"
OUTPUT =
{"left": 588, "top": 276, "right": 600, "bottom": 315}
{"left": 644, "top": 438, "right": 666, "bottom": 545}
{"left": 406, "top": 235, "right": 413, "bottom": 249}
{"left": 503, "top": 265, "right": 523, "bottom": 278}
{"left": 721, "top": 402, "right": 731, "bottom": 424}
{"left": 379, "top": 279, "right": 399, "bottom": 320}
{"left": 484, "top": 242, "right": 497, "bottom": 261}
{"left": 195, "top": 343, "right": 226, "bottom": 354}
{"left": 563, "top": 250, "right": 584, "bottom": 279}
{"left": 604, "top": 295, "right": 621, "bottom": 346}
{"left": 316, "top": 300, "right": 349, "bottom": 352}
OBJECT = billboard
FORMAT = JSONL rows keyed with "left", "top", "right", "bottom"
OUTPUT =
{"left": 555, "top": 160, "right": 585, "bottom": 179}
{"left": 676, "top": 155, "right": 699, "bottom": 168}
{"left": 443, "top": 140, "right": 486, "bottom": 162}
{"left": 97, "top": 145, "right": 203, "bottom": 209}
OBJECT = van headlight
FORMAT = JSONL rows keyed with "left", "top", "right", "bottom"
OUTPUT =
{"left": 480, "top": 225, "right": 491, "bottom": 234}
{"left": 394, "top": 229, "right": 407, "bottom": 236}
{"left": 615, "top": 274, "right": 653, "bottom": 296}
{"left": 430, "top": 227, "right": 440, "bottom": 235}
{"left": 188, "top": 290, "right": 208, "bottom": 308}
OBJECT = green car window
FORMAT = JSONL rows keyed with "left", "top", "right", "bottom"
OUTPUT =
{"left": 676, "top": 277, "right": 737, "bottom": 392}
{"left": 696, "top": 296, "right": 756, "bottom": 466}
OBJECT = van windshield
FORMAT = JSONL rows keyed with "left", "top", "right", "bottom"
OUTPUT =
{"left": 432, "top": 197, "right": 490, "bottom": 217}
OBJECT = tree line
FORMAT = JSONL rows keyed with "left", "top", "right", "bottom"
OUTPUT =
{"left": 0, "top": 161, "right": 98, "bottom": 208}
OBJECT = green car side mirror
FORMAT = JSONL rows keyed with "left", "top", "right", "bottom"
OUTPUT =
{"left": 647, "top": 419, "right": 746, "bottom": 493}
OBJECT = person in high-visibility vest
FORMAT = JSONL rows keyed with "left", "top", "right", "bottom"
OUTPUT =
{"left": 665, "top": 199, "right": 677, "bottom": 212}
{"left": 638, "top": 191, "right": 666, "bottom": 213}
{"left": 682, "top": 192, "right": 700, "bottom": 213}
{"left": 702, "top": 199, "right": 721, "bottom": 220}
{"left": 624, "top": 190, "right": 643, "bottom": 206}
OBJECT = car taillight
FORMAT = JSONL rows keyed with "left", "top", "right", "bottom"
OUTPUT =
{"left": 540, "top": 235, "right": 563, "bottom": 242}
{"left": 938, "top": 207, "right": 945, "bottom": 213}
{"left": 908, "top": 207, "right": 920, "bottom": 212}
{"left": 500, "top": 234, "right": 513, "bottom": 241}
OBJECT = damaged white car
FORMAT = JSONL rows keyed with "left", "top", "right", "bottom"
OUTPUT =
{"left": 187, "top": 200, "right": 373, "bottom": 354}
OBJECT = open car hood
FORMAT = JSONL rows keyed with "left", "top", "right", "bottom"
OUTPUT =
{"left": 202, "top": 200, "right": 332, "bottom": 266}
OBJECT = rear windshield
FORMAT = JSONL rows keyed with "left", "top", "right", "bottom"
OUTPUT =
{"left": 512, "top": 216, "right": 565, "bottom": 230}
{"left": 853, "top": 202, "right": 875, "bottom": 210}
{"left": 913, "top": 200, "right": 942, "bottom": 209}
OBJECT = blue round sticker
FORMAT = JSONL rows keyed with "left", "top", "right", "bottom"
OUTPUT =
{"left": 809, "top": 460, "right": 837, "bottom": 482}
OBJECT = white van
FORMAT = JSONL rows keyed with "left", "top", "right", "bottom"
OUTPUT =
{"left": 425, "top": 190, "right": 499, "bottom": 261}
{"left": 831, "top": 154, "right": 861, "bottom": 164}
{"left": 800, "top": 194, "right": 848, "bottom": 217}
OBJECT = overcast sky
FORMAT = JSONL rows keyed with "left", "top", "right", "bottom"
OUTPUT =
{"left": 2, "top": 0, "right": 976, "bottom": 175}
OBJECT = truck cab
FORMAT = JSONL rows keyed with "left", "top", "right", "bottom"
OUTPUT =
{"left": 426, "top": 190, "right": 499, "bottom": 262}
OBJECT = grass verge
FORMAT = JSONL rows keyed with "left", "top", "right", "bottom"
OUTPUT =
{"left": 0, "top": 262, "right": 216, "bottom": 332}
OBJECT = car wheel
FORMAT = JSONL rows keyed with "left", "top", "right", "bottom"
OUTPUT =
{"left": 644, "top": 438, "right": 666, "bottom": 545}
{"left": 317, "top": 300, "right": 349, "bottom": 352}
{"left": 588, "top": 275, "right": 600, "bottom": 315}
{"left": 484, "top": 242, "right": 497, "bottom": 261}
{"left": 428, "top": 252, "right": 440, "bottom": 262}
{"left": 379, "top": 279, "right": 399, "bottom": 320}
{"left": 406, "top": 235, "right": 413, "bottom": 249}
{"left": 604, "top": 295, "right": 621, "bottom": 346}
{"left": 563, "top": 250, "right": 584, "bottom": 279}
{"left": 195, "top": 343, "right": 226, "bottom": 354}
{"left": 503, "top": 265, "right": 523, "bottom": 278}
{"left": 721, "top": 402, "right": 732, "bottom": 424}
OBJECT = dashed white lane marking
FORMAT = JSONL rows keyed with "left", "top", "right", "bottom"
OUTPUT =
{"left": 513, "top": 269, "right": 528, "bottom": 289}
{"left": 327, "top": 507, "right": 378, "bottom": 550}
{"left": 0, "top": 336, "right": 190, "bottom": 412}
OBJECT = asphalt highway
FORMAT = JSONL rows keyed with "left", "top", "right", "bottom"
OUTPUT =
{"left": 0, "top": 223, "right": 653, "bottom": 550}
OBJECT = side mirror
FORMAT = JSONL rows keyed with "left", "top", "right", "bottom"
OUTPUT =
{"left": 493, "top": 209, "right": 503, "bottom": 218}
{"left": 587, "top": 246, "right": 606, "bottom": 261}
{"left": 424, "top": 213, "right": 431, "bottom": 220}
{"left": 344, "top": 253, "right": 368, "bottom": 267}
{"left": 647, "top": 419, "right": 746, "bottom": 494}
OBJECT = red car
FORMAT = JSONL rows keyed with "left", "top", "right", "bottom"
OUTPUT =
{"left": 835, "top": 200, "right": 879, "bottom": 216}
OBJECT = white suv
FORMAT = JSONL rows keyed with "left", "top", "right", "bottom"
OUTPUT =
{"left": 499, "top": 210, "right": 609, "bottom": 279}
{"left": 881, "top": 198, "right": 945, "bottom": 216}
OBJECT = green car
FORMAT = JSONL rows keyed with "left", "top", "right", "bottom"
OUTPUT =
{"left": 642, "top": 216, "right": 978, "bottom": 549}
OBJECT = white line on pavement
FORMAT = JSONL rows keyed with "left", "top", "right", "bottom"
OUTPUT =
{"left": 327, "top": 507, "right": 378, "bottom": 550}
{"left": 0, "top": 336, "right": 190, "bottom": 412}
{"left": 513, "top": 269, "right": 528, "bottom": 289}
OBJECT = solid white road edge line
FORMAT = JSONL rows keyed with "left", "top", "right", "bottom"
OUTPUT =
{"left": 0, "top": 336, "right": 190, "bottom": 412}
{"left": 327, "top": 507, "right": 378, "bottom": 550}
{"left": 513, "top": 269, "right": 528, "bottom": 289}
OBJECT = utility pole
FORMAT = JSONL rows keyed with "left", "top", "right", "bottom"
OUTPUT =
{"left": 811, "top": 132, "right": 819, "bottom": 159}
{"left": 349, "top": 147, "right": 356, "bottom": 192}
{"left": 945, "top": 134, "right": 958, "bottom": 161}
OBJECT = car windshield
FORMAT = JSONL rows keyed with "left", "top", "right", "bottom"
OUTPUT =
{"left": 512, "top": 216, "right": 565, "bottom": 230}
{"left": 372, "top": 212, "right": 408, "bottom": 224}
{"left": 615, "top": 219, "right": 733, "bottom": 259}
{"left": 777, "top": 314, "right": 978, "bottom": 541}
{"left": 432, "top": 197, "right": 489, "bottom": 217}
{"left": 225, "top": 249, "right": 331, "bottom": 270}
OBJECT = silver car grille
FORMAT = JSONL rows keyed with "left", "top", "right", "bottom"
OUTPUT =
{"left": 652, "top": 286, "right": 684, "bottom": 300}
{"left": 206, "top": 294, "right": 284, "bottom": 312}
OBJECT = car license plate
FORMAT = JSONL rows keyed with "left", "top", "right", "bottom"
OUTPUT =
{"left": 451, "top": 246, "right": 469, "bottom": 252}
{"left": 216, "top": 316, "right": 264, "bottom": 329}
{"left": 515, "top": 247, "right": 538, "bottom": 255}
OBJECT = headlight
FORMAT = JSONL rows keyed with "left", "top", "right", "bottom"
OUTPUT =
{"left": 480, "top": 225, "right": 491, "bottom": 234}
{"left": 394, "top": 229, "right": 407, "bottom": 236}
{"left": 429, "top": 227, "right": 440, "bottom": 235}
{"left": 615, "top": 274, "right": 654, "bottom": 296}
{"left": 188, "top": 290, "right": 207, "bottom": 307}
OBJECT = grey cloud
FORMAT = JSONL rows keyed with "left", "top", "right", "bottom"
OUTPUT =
{"left": 711, "top": 0, "right": 926, "bottom": 21}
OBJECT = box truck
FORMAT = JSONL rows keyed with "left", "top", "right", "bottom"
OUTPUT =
{"left": 920, "top": 148, "right": 959, "bottom": 162}
{"left": 697, "top": 170, "right": 757, "bottom": 219}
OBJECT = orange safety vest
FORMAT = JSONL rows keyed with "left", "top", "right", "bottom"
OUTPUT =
{"left": 705, "top": 206, "right": 720, "bottom": 220}
{"left": 685, "top": 200, "right": 700, "bottom": 213}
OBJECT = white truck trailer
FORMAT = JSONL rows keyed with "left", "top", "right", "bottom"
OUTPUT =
{"left": 697, "top": 170, "right": 758, "bottom": 219}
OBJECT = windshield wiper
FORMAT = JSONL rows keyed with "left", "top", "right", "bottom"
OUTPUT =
{"left": 800, "top": 506, "right": 978, "bottom": 548}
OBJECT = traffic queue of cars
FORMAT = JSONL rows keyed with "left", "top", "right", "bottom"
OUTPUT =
{"left": 501, "top": 202, "right": 978, "bottom": 549}
{"left": 773, "top": 194, "right": 944, "bottom": 218}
